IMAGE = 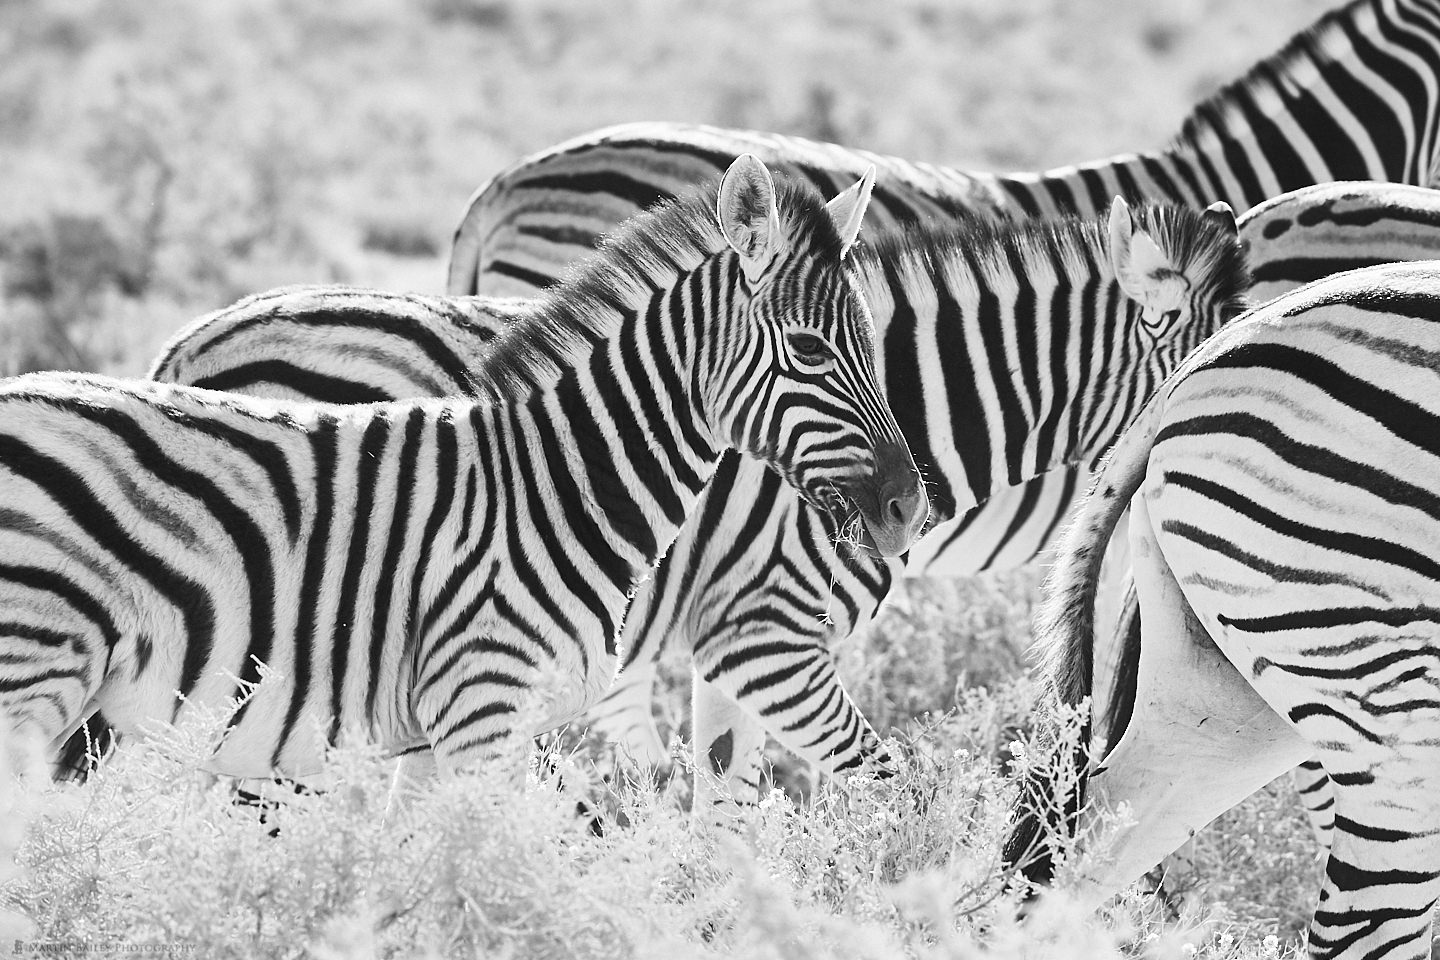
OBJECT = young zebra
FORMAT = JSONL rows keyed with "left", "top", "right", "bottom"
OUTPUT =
{"left": 6, "top": 156, "right": 927, "bottom": 783}
{"left": 63, "top": 197, "right": 1249, "bottom": 810}
{"left": 1004, "top": 259, "right": 1440, "bottom": 960}
{"left": 450, "top": 0, "right": 1440, "bottom": 298}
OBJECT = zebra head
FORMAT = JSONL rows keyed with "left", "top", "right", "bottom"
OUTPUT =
{"left": 1108, "top": 195, "right": 1250, "bottom": 368}
{"left": 704, "top": 155, "right": 927, "bottom": 558}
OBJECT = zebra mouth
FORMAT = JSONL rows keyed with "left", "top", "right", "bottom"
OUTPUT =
{"left": 816, "top": 484, "right": 880, "bottom": 556}
{"left": 815, "top": 484, "right": 853, "bottom": 521}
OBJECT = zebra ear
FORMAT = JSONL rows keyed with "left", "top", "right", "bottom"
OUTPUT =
{"left": 825, "top": 165, "right": 876, "bottom": 259}
{"left": 1108, "top": 196, "right": 1179, "bottom": 305}
{"left": 1203, "top": 200, "right": 1238, "bottom": 235}
{"left": 717, "top": 154, "right": 782, "bottom": 281}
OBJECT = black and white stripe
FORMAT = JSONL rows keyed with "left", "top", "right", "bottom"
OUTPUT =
{"left": 13, "top": 156, "right": 925, "bottom": 783}
{"left": 449, "top": 0, "right": 1440, "bottom": 301}
{"left": 643, "top": 200, "right": 1250, "bottom": 815}
{"left": 1006, "top": 259, "right": 1440, "bottom": 960}
{"left": 1095, "top": 181, "right": 1440, "bottom": 861}
{"left": 68, "top": 199, "right": 1248, "bottom": 813}
{"left": 1242, "top": 180, "right": 1440, "bottom": 303}
{"left": 437, "top": 0, "right": 1440, "bottom": 802}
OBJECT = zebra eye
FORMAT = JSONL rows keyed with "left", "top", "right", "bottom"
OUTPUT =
{"left": 787, "top": 332, "right": 833, "bottom": 366}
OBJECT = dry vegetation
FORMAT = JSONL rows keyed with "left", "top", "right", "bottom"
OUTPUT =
{"left": 0, "top": 0, "right": 1338, "bottom": 956}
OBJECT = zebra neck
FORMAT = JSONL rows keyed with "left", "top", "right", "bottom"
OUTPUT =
{"left": 990, "top": 151, "right": 1196, "bottom": 220}
{"left": 1162, "top": 0, "right": 1440, "bottom": 203}
{"left": 871, "top": 231, "right": 1133, "bottom": 520}
{"left": 517, "top": 329, "right": 718, "bottom": 593}
{"left": 989, "top": 0, "right": 1440, "bottom": 219}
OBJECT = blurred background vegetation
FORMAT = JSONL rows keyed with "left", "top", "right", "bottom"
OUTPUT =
{"left": 2, "top": 0, "right": 1324, "bottom": 379}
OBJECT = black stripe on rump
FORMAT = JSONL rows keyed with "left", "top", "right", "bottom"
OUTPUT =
{"left": 518, "top": 171, "right": 675, "bottom": 213}
{"left": 0, "top": 431, "right": 216, "bottom": 706}
{"left": 194, "top": 361, "right": 394, "bottom": 406}
{"left": 191, "top": 306, "right": 479, "bottom": 397}
{"left": 62, "top": 403, "right": 279, "bottom": 721}
{"left": 0, "top": 563, "right": 122, "bottom": 683}
{"left": 1161, "top": 467, "right": 1440, "bottom": 587}
{"left": 1250, "top": 257, "right": 1398, "bottom": 289}
{"left": 1185, "top": 340, "right": 1440, "bottom": 511}
{"left": 157, "top": 407, "right": 306, "bottom": 547}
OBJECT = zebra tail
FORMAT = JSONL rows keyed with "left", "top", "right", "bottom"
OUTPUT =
{"left": 1099, "top": 584, "right": 1142, "bottom": 767}
{"left": 445, "top": 175, "right": 500, "bottom": 295}
{"left": 1002, "top": 390, "right": 1167, "bottom": 888}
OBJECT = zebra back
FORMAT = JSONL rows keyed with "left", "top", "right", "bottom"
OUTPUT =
{"left": 448, "top": 0, "right": 1440, "bottom": 299}
{"left": 1240, "top": 181, "right": 1440, "bottom": 302}
{"left": 150, "top": 285, "right": 519, "bottom": 401}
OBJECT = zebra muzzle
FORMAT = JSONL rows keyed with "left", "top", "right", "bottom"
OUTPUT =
{"left": 851, "top": 443, "right": 929, "bottom": 557}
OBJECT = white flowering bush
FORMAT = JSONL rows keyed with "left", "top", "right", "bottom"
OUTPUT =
{"left": 0, "top": 662, "right": 1317, "bottom": 958}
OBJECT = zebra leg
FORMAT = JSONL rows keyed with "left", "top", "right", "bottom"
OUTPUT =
{"left": 1229, "top": 634, "right": 1440, "bottom": 960}
{"left": 1292, "top": 757, "right": 1335, "bottom": 850}
{"left": 580, "top": 661, "right": 668, "bottom": 771}
{"left": 0, "top": 599, "right": 109, "bottom": 768}
{"left": 1067, "top": 495, "right": 1311, "bottom": 910}
{"left": 690, "top": 676, "right": 769, "bottom": 834}
{"left": 383, "top": 749, "right": 439, "bottom": 824}
{"left": 690, "top": 634, "right": 890, "bottom": 798}
{"left": 1300, "top": 743, "right": 1440, "bottom": 960}
{"left": 410, "top": 636, "right": 539, "bottom": 778}
{"left": 1095, "top": 524, "right": 1203, "bottom": 911}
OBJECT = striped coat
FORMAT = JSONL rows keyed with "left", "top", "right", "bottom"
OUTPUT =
{"left": 1006, "top": 259, "right": 1440, "bottom": 960}
{"left": 12, "top": 156, "right": 925, "bottom": 780}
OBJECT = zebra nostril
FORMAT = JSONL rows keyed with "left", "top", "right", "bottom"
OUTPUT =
{"left": 886, "top": 495, "right": 905, "bottom": 524}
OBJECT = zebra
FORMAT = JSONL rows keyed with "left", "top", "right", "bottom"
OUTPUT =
{"left": 449, "top": 0, "right": 1440, "bottom": 300}
{"left": 439, "top": 0, "right": 1440, "bottom": 809}
{"left": 1003, "top": 258, "right": 1440, "bottom": 960}
{"left": 1244, "top": 181, "right": 1440, "bottom": 304}
{"left": 1095, "top": 181, "right": 1440, "bottom": 862}
{"left": 61, "top": 197, "right": 1251, "bottom": 817}
{"left": 4, "top": 155, "right": 928, "bottom": 786}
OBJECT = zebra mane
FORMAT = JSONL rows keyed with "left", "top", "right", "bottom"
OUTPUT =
{"left": 851, "top": 204, "right": 1249, "bottom": 314}
{"left": 472, "top": 177, "right": 847, "bottom": 400}
{"left": 1168, "top": 0, "right": 1380, "bottom": 154}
